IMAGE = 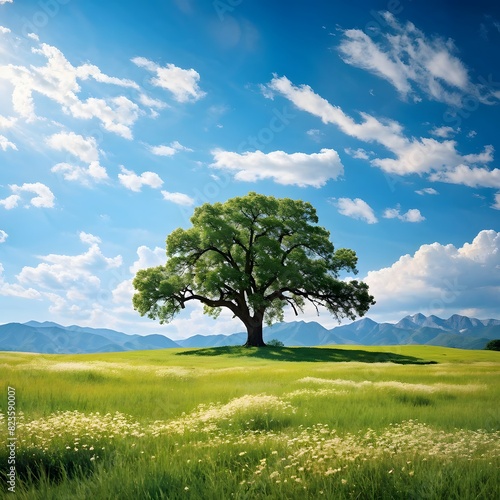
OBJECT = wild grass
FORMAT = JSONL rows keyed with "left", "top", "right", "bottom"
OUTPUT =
{"left": 1, "top": 345, "right": 499, "bottom": 498}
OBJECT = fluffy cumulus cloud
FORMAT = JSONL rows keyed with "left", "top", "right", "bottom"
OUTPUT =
{"left": 51, "top": 162, "right": 108, "bottom": 184}
{"left": 0, "top": 42, "right": 140, "bottom": 138}
{"left": 210, "top": 148, "right": 343, "bottom": 187}
{"left": 112, "top": 245, "right": 165, "bottom": 306}
{"left": 0, "top": 194, "right": 19, "bottom": 210}
{"left": 46, "top": 131, "right": 109, "bottom": 184}
{"left": 161, "top": 190, "right": 195, "bottom": 206}
{"left": 364, "top": 230, "right": 500, "bottom": 319}
{"left": 0, "top": 229, "right": 7, "bottom": 243}
{"left": 0, "top": 115, "right": 16, "bottom": 128}
{"left": 149, "top": 141, "right": 192, "bottom": 157}
{"left": 265, "top": 75, "right": 497, "bottom": 187}
{"left": 383, "top": 206, "right": 425, "bottom": 222}
{"left": 334, "top": 197, "right": 378, "bottom": 224}
{"left": 0, "top": 263, "right": 42, "bottom": 299}
{"left": 0, "top": 134, "right": 16, "bottom": 151}
{"left": 46, "top": 131, "right": 99, "bottom": 163}
{"left": 0, "top": 182, "right": 55, "bottom": 209}
{"left": 132, "top": 56, "right": 205, "bottom": 103}
{"left": 338, "top": 12, "right": 499, "bottom": 106}
{"left": 118, "top": 167, "right": 163, "bottom": 192}
{"left": 16, "top": 232, "right": 123, "bottom": 318}
{"left": 69, "top": 96, "right": 140, "bottom": 139}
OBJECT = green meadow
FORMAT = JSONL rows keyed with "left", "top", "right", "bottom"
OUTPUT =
{"left": 1, "top": 345, "right": 499, "bottom": 499}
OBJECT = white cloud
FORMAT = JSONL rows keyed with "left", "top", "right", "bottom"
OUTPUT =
{"left": 170, "top": 140, "right": 192, "bottom": 152}
{"left": 149, "top": 141, "right": 192, "bottom": 157}
{"left": 430, "top": 126, "right": 457, "bottom": 138}
{"left": 51, "top": 161, "right": 108, "bottom": 184}
{"left": 16, "top": 234, "right": 123, "bottom": 319}
{"left": 266, "top": 75, "right": 405, "bottom": 150}
{"left": 383, "top": 206, "right": 425, "bottom": 222}
{"left": 129, "top": 245, "right": 165, "bottom": 274}
{"left": 0, "top": 1, "right": 13, "bottom": 5}
{"left": 0, "top": 263, "right": 42, "bottom": 299}
{"left": 344, "top": 147, "right": 370, "bottom": 160}
{"left": 75, "top": 63, "right": 139, "bottom": 89}
{"left": 364, "top": 230, "right": 500, "bottom": 318}
{"left": 150, "top": 145, "right": 177, "bottom": 156}
{"left": 132, "top": 56, "right": 205, "bottom": 103}
{"left": 0, "top": 229, "right": 7, "bottom": 242}
{"left": 0, "top": 134, "right": 17, "bottom": 151}
{"left": 492, "top": 192, "right": 500, "bottom": 210}
{"left": 306, "top": 129, "right": 322, "bottom": 141}
{"left": 139, "top": 94, "right": 169, "bottom": 109}
{"left": 430, "top": 164, "right": 500, "bottom": 189}
{"left": 5, "top": 183, "right": 55, "bottom": 208}
{"left": 46, "top": 131, "right": 99, "bottom": 163}
{"left": 118, "top": 166, "right": 163, "bottom": 192}
{"left": 0, "top": 115, "right": 17, "bottom": 128}
{"left": 0, "top": 42, "right": 141, "bottom": 138}
{"left": 334, "top": 197, "right": 378, "bottom": 224}
{"left": 210, "top": 148, "right": 343, "bottom": 187}
{"left": 18, "top": 236, "right": 122, "bottom": 293}
{"left": 415, "top": 187, "right": 438, "bottom": 195}
{"left": 46, "top": 131, "right": 109, "bottom": 184}
{"left": 265, "top": 75, "right": 496, "bottom": 184}
{"left": 338, "top": 12, "right": 497, "bottom": 106}
{"left": 161, "top": 191, "right": 195, "bottom": 206}
{"left": 80, "top": 232, "right": 101, "bottom": 245}
{"left": 112, "top": 245, "right": 165, "bottom": 306}
{"left": 69, "top": 96, "right": 140, "bottom": 139}
{"left": 339, "top": 28, "right": 411, "bottom": 95}
{"left": 0, "top": 194, "right": 20, "bottom": 210}
{"left": 0, "top": 26, "right": 11, "bottom": 34}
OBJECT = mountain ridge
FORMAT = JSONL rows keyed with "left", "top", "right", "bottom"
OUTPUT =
{"left": 0, "top": 314, "right": 499, "bottom": 353}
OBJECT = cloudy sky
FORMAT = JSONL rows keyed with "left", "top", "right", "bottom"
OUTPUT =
{"left": 0, "top": 0, "right": 499, "bottom": 339}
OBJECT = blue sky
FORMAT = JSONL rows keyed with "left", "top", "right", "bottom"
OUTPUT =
{"left": 0, "top": 0, "right": 499, "bottom": 339}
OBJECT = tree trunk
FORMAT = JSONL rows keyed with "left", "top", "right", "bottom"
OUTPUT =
{"left": 244, "top": 321, "right": 266, "bottom": 347}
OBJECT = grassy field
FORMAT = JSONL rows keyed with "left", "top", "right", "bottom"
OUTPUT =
{"left": 1, "top": 345, "right": 499, "bottom": 499}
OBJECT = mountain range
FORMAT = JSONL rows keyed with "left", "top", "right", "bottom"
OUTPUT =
{"left": 0, "top": 313, "right": 499, "bottom": 354}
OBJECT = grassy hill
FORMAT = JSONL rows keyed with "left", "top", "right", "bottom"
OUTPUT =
{"left": 1, "top": 345, "right": 499, "bottom": 499}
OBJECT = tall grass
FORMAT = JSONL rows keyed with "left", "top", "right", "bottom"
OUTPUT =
{"left": 1, "top": 345, "right": 499, "bottom": 498}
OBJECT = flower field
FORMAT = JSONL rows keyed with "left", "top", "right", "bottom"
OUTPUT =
{"left": 1, "top": 345, "right": 499, "bottom": 498}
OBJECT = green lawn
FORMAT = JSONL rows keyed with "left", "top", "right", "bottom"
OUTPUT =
{"left": 1, "top": 345, "right": 499, "bottom": 499}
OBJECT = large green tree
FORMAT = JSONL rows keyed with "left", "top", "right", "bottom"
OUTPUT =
{"left": 133, "top": 192, "right": 375, "bottom": 347}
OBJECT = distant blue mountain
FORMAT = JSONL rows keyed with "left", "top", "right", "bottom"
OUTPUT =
{"left": 177, "top": 314, "right": 500, "bottom": 350}
{"left": 0, "top": 322, "right": 179, "bottom": 354}
{"left": 0, "top": 314, "right": 499, "bottom": 353}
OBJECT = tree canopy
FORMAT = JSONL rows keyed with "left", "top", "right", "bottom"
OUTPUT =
{"left": 485, "top": 339, "right": 500, "bottom": 351}
{"left": 133, "top": 192, "right": 375, "bottom": 346}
